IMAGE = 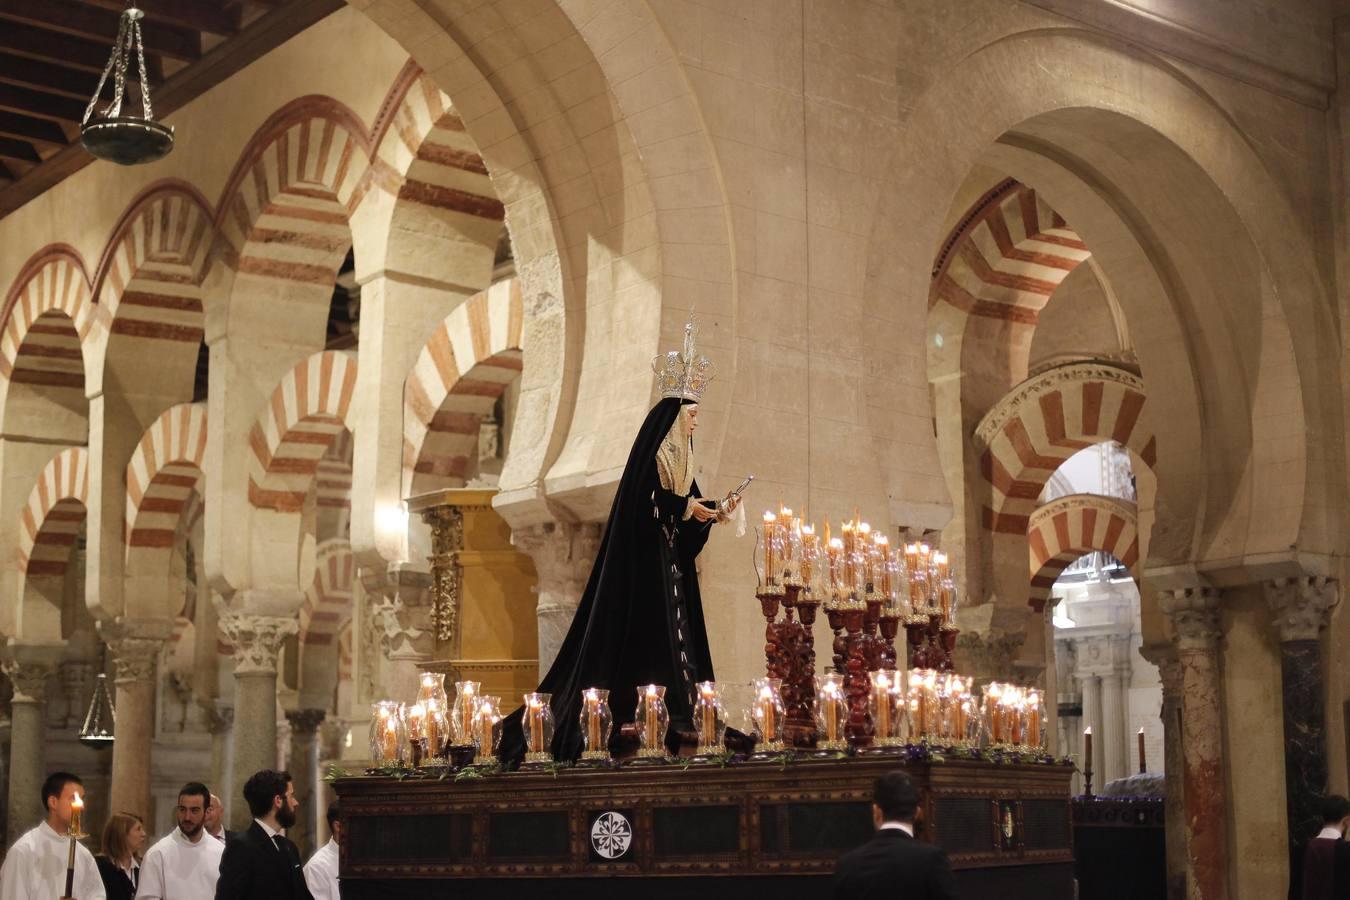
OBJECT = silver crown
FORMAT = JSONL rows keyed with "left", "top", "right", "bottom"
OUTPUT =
{"left": 652, "top": 321, "right": 715, "bottom": 402}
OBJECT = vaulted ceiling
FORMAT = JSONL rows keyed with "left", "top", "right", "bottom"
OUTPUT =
{"left": 0, "top": 0, "right": 343, "bottom": 218}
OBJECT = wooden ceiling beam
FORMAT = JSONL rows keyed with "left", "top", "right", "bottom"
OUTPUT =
{"left": 0, "top": 21, "right": 118, "bottom": 72}
{"left": 71, "top": 0, "right": 241, "bottom": 37}
{"left": 0, "top": 137, "right": 40, "bottom": 165}
{"left": 0, "top": 1, "right": 202, "bottom": 63}
{"left": 0, "top": 84, "right": 88, "bottom": 125}
{"left": 0, "top": 112, "right": 68, "bottom": 149}
{"left": 0, "top": 53, "right": 98, "bottom": 100}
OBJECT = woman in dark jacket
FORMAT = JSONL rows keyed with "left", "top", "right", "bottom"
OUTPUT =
{"left": 96, "top": 812, "right": 146, "bottom": 900}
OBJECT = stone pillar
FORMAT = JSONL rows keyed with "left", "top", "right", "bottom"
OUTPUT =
{"left": 1101, "top": 670, "right": 1126, "bottom": 784}
{"left": 362, "top": 565, "right": 435, "bottom": 702}
{"left": 59, "top": 661, "right": 93, "bottom": 727}
{"left": 204, "top": 702, "right": 235, "bottom": 811}
{"left": 1161, "top": 587, "right": 1228, "bottom": 900}
{"left": 3, "top": 653, "right": 54, "bottom": 844}
{"left": 1149, "top": 646, "right": 1187, "bottom": 900}
{"left": 285, "top": 708, "right": 325, "bottom": 856}
{"left": 1081, "top": 672, "right": 1102, "bottom": 788}
{"left": 512, "top": 521, "right": 601, "bottom": 675}
{"left": 104, "top": 620, "right": 174, "bottom": 822}
{"left": 218, "top": 610, "right": 297, "bottom": 831}
{"left": 1265, "top": 577, "right": 1339, "bottom": 882}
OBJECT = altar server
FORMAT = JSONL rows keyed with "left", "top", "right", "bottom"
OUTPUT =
{"left": 302, "top": 801, "right": 341, "bottom": 900}
{"left": 832, "top": 771, "right": 958, "bottom": 900}
{"left": 0, "top": 771, "right": 106, "bottom": 900}
{"left": 137, "top": 782, "right": 224, "bottom": 899}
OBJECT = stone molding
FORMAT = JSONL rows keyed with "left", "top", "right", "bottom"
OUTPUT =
{"left": 2, "top": 659, "right": 53, "bottom": 703}
{"left": 1264, "top": 576, "right": 1339, "bottom": 643}
{"left": 285, "top": 707, "right": 326, "bottom": 736}
{"left": 1139, "top": 643, "right": 1182, "bottom": 709}
{"left": 973, "top": 361, "right": 1145, "bottom": 448}
{"left": 1159, "top": 587, "right": 1222, "bottom": 651}
{"left": 1028, "top": 492, "right": 1138, "bottom": 531}
{"left": 217, "top": 610, "right": 298, "bottom": 676}
{"left": 1068, "top": 632, "right": 1133, "bottom": 678}
{"left": 364, "top": 568, "right": 435, "bottom": 663}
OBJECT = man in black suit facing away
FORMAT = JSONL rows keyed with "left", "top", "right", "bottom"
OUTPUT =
{"left": 832, "top": 771, "right": 959, "bottom": 900}
{"left": 215, "top": 770, "right": 315, "bottom": 900}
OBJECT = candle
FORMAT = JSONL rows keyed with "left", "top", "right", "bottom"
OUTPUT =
{"left": 1028, "top": 690, "right": 1042, "bottom": 747}
{"left": 873, "top": 671, "right": 891, "bottom": 738}
{"left": 585, "top": 689, "right": 601, "bottom": 751}
{"left": 425, "top": 699, "right": 442, "bottom": 753}
{"left": 762, "top": 511, "right": 777, "bottom": 583}
{"left": 1084, "top": 726, "right": 1093, "bottom": 776}
{"left": 801, "top": 525, "right": 816, "bottom": 583}
{"left": 407, "top": 703, "right": 425, "bottom": 740}
{"left": 1138, "top": 727, "right": 1147, "bottom": 773}
{"left": 698, "top": 682, "right": 716, "bottom": 747}
{"left": 758, "top": 683, "right": 776, "bottom": 742}
{"left": 458, "top": 682, "right": 476, "bottom": 744}
{"left": 528, "top": 696, "right": 543, "bottom": 753}
{"left": 643, "top": 684, "right": 660, "bottom": 752}
{"left": 825, "top": 691, "right": 838, "bottom": 743}
{"left": 65, "top": 791, "right": 83, "bottom": 898}
{"left": 382, "top": 714, "right": 398, "bottom": 762}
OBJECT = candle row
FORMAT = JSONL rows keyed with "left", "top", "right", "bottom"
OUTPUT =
{"left": 906, "top": 669, "right": 981, "bottom": 746}
{"left": 981, "top": 682, "right": 1046, "bottom": 749}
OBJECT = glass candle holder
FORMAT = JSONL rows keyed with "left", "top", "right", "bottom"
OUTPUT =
{"left": 869, "top": 669, "right": 905, "bottom": 746}
{"left": 417, "top": 671, "right": 448, "bottom": 710}
{"left": 369, "top": 701, "right": 406, "bottom": 766}
{"left": 579, "top": 688, "right": 613, "bottom": 760}
{"left": 635, "top": 684, "right": 669, "bottom": 758}
{"left": 907, "top": 669, "right": 938, "bottom": 741}
{"left": 423, "top": 698, "right": 450, "bottom": 760}
{"left": 523, "top": 692, "right": 555, "bottom": 763}
{"left": 752, "top": 677, "right": 786, "bottom": 751}
{"left": 472, "top": 696, "right": 502, "bottom": 765}
{"left": 693, "top": 681, "right": 726, "bottom": 755}
{"left": 816, "top": 672, "right": 847, "bottom": 750}
{"left": 1025, "top": 689, "right": 1045, "bottom": 749}
{"left": 450, "top": 681, "right": 480, "bottom": 746}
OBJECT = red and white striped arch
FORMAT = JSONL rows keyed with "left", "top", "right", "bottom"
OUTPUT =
{"left": 17, "top": 447, "right": 90, "bottom": 577}
{"left": 124, "top": 402, "right": 208, "bottom": 556}
{"left": 248, "top": 350, "right": 358, "bottom": 512}
{"left": 95, "top": 183, "right": 211, "bottom": 352}
{"left": 403, "top": 279, "right": 524, "bottom": 495}
{"left": 0, "top": 248, "right": 95, "bottom": 400}
{"left": 315, "top": 429, "right": 352, "bottom": 540}
{"left": 930, "top": 180, "right": 1090, "bottom": 325}
{"left": 300, "top": 538, "right": 354, "bottom": 648}
{"left": 1027, "top": 493, "right": 1139, "bottom": 611}
{"left": 975, "top": 361, "right": 1154, "bottom": 535}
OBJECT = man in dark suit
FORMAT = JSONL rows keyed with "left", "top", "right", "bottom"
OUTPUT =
{"left": 215, "top": 770, "right": 315, "bottom": 900}
{"left": 1302, "top": 794, "right": 1350, "bottom": 900}
{"left": 832, "top": 770, "right": 959, "bottom": 900}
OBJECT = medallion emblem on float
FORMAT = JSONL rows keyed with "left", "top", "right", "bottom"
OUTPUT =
{"left": 589, "top": 811, "right": 633, "bottom": 859}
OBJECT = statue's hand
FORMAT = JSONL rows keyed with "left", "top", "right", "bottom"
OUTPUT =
{"left": 689, "top": 501, "right": 719, "bottom": 522}
{"left": 723, "top": 493, "right": 741, "bottom": 514}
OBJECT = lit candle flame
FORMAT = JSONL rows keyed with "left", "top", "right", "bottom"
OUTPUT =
{"left": 71, "top": 793, "right": 83, "bottom": 811}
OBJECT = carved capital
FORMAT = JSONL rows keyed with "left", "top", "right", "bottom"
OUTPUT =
{"left": 217, "top": 611, "right": 297, "bottom": 676}
{"left": 367, "top": 590, "right": 433, "bottom": 662}
{"left": 1139, "top": 643, "right": 1182, "bottom": 707}
{"left": 201, "top": 702, "right": 234, "bottom": 735}
{"left": 1159, "top": 587, "right": 1222, "bottom": 651}
{"left": 3, "top": 660, "right": 52, "bottom": 703}
{"left": 420, "top": 505, "right": 464, "bottom": 645}
{"left": 108, "top": 638, "right": 163, "bottom": 684}
{"left": 285, "top": 707, "right": 326, "bottom": 737}
{"left": 513, "top": 521, "right": 602, "bottom": 612}
{"left": 1265, "top": 576, "right": 1339, "bottom": 643}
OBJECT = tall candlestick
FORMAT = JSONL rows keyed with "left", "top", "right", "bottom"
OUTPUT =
{"left": 65, "top": 791, "right": 84, "bottom": 898}
{"left": 1084, "top": 726, "right": 1094, "bottom": 796}
{"left": 1138, "top": 727, "right": 1147, "bottom": 774}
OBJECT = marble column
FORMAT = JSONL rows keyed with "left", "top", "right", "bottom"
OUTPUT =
{"left": 1161, "top": 587, "right": 1228, "bottom": 900}
{"left": 204, "top": 702, "right": 235, "bottom": 811}
{"left": 59, "top": 661, "right": 93, "bottom": 727}
{"left": 1081, "top": 673, "right": 1102, "bottom": 789}
{"left": 1143, "top": 643, "right": 1186, "bottom": 900}
{"left": 1101, "top": 670, "right": 1126, "bottom": 785}
{"left": 512, "top": 521, "right": 601, "bottom": 675}
{"left": 1265, "top": 576, "right": 1339, "bottom": 881}
{"left": 3, "top": 653, "right": 55, "bottom": 844}
{"left": 104, "top": 620, "right": 174, "bottom": 821}
{"left": 285, "top": 708, "right": 325, "bottom": 856}
{"left": 218, "top": 610, "right": 297, "bottom": 831}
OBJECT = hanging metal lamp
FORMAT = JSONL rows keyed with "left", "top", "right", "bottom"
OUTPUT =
{"left": 78, "top": 647, "right": 116, "bottom": 748}
{"left": 80, "top": 4, "right": 174, "bottom": 166}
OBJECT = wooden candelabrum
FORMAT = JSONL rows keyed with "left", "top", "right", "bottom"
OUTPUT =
{"left": 759, "top": 583, "right": 818, "bottom": 747}
{"left": 842, "top": 603, "right": 872, "bottom": 747}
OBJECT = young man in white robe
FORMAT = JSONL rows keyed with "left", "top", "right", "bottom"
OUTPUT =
{"left": 0, "top": 771, "right": 106, "bottom": 900}
{"left": 302, "top": 801, "right": 341, "bottom": 900}
{"left": 136, "top": 782, "right": 225, "bottom": 899}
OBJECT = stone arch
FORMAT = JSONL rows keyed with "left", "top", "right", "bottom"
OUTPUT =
{"left": 124, "top": 403, "right": 208, "bottom": 559}
{"left": 402, "top": 279, "right": 523, "bottom": 495}
{"left": 15, "top": 447, "right": 89, "bottom": 641}
{"left": 94, "top": 181, "right": 212, "bottom": 399}
{"left": 865, "top": 27, "right": 1330, "bottom": 569}
{"left": 1027, "top": 493, "right": 1139, "bottom": 611}
{"left": 248, "top": 351, "right": 358, "bottom": 512}
{"left": 315, "top": 430, "right": 352, "bottom": 542}
{"left": 974, "top": 360, "right": 1154, "bottom": 535}
{"left": 0, "top": 247, "right": 95, "bottom": 442}
{"left": 298, "top": 537, "right": 354, "bottom": 707}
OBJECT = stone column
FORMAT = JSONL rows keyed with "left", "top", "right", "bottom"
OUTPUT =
{"left": 1080, "top": 672, "right": 1102, "bottom": 788}
{"left": 218, "top": 610, "right": 297, "bottom": 831}
{"left": 285, "top": 708, "right": 325, "bottom": 856}
{"left": 362, "top": 565, "right": 434, "bottom": 702}
{"left": 204, "top": 702, "right": 235, "bottom": 810}
{"left": 1101, "top": 669, "right": 1126, "bottom": 784}
{"left": 513, "top": 521, "right": 601, "bottom": 675}
{"left": 104, "top": 620, "right": 174, "bottom": 821}
{"left": 3, "top": 654, "right": 54, "bottom": 844}
{"left": 59, "top": 661, "right": 93, "bottom": 727}
{"left": 1161, "top": 587, "right": 1228, "bottom": 900}
{"left": 1142, "top": 642, "right": 1186, "bottom": 900}
{"left": 1265, "top": 577, "right": 1339, "bottom": 879}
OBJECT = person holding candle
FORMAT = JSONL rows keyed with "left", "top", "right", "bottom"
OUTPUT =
{"left": 215, "top": 770, "right": 314, "bottom": 900}
{"left": 136, "top": 782, "right": 224, "bottom": 900}
{"left": 0, "top": 771, "right": 106, "bottom": 900}
{"left": 500, "top": 320, "right": 742, "bottom": 764}
{"left": 95, "top": 812, "right": 146, "bottom": 900}
{"left": 831, "top": 772, "right": 958, "bottom": 900}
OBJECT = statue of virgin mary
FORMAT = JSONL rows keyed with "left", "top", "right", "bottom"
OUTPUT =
{"left": 501, "top": 322, "right": 738, "bottom": 763}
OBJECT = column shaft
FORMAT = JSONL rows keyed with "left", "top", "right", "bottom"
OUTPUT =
{"left": 106, "top": 633, "right": 167, "bottom": 822}
{"left": 1081, "top": 673, "right": 1102, "bottom": 786}
{"left": 3, "top": 660, "right": 51, "bottom": 845}
{"left": 285, "top": 709, "right": 325, "bottom": 856}
{"left": 1101, "top": 672, "right": 1126, "bottom": 785}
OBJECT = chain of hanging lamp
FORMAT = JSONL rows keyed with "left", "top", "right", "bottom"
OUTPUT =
{"left": 80, "top": 2, "right": 174, "bottom": 165}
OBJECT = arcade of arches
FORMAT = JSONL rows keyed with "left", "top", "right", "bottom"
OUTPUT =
{"left": 0, "top": 3, "right": 1347, "bottom": 898}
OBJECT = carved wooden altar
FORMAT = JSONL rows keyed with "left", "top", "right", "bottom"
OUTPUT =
{"left": 334, "top": 756, "right": 1073, "bottom": 899}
